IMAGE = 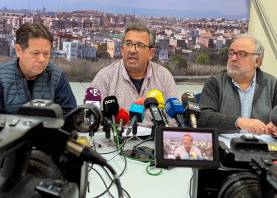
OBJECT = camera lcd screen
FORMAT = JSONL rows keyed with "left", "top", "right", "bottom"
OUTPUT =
{"left": 155, "top": 127, "right": 219, "bottom": 168}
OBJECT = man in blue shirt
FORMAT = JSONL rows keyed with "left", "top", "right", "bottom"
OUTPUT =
{"left": 0, "top": 23, "right": 76, "bottom": 115}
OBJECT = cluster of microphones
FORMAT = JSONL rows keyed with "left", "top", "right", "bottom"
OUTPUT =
{"left": 84, "top": 87, "right": 201, "bottom": 140}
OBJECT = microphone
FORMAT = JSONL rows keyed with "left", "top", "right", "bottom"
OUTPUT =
{"left": 146, "top": 89, "right": 169, "bottom": 126}
{"left": 84, "top": 87, "right": 101, "bottom": 109}
{"left": 181, "top": 92, "right": 200, "bottom": 128}
{"left": 102, "top": 96, "right": 119, "bottom": 120}
{"left": 134, "top": 98, "right": 145, "bottom": 105}
{"left": 146, "top": 89, "right": 165, "bottom": 108}
{"left": 165, "top": 98, "right": 187, "bottom": 128}
{"left": 144, "top": 97, "right": 164, "bottom": 126}
{"left": 102, "top": 96, "right": 119, "bottom": 139}
{"left": 115, "top": 108, "right": 130, "bottom": 134}
{"left": 126, "top": 103, "right": 145, "bottom": 136}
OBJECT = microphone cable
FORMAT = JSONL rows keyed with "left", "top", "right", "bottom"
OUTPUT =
{"left": 89, "top": 165, "right": 131, "bottom": 198}
{"left": 66, "top": 140, "right": 124, "bottom": 198}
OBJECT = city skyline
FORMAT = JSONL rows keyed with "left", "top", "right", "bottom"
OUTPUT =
{"left": 1, "top": 0, "right": 250, "bottom": 19}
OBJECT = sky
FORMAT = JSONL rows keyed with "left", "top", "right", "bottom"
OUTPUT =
{"left": 0, "top": 0, "right": 250, "bottom": 19}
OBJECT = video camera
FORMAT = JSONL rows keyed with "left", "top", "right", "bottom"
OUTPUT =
{"left": 195, "top": 134, "right": 277, "bottom": 198}
{"left": 154, "top": 126, "right": 277, "bottom": 198}
{"left": 0, "top": 99, "right": 104, "bottom": 198}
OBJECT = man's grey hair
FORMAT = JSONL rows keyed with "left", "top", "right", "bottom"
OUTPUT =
{"left": 124, "top": 22, "right": 156, "bottom": 47}
{"left": 233, "top": 34, "right": 264, "bottom": 59}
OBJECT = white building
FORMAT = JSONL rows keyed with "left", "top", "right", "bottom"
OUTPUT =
{"left": 63, "top": 41, "right": 79, "bottom": 61}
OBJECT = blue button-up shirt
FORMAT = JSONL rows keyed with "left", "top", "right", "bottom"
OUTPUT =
{"left": 232, "top": 73, "right": 256, "bottom": 118}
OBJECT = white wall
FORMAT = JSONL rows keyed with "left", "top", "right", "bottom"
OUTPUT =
{"left": 248, "top": 0, "right": 277, "bottom": 77}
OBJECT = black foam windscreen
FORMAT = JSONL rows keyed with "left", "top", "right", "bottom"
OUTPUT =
{"left": 102, "top": 96, "right": 119, "bottom": 118}
{"left": 144, "top": 97, "right": 159, "bottom": 109}
{"left": 270, "top": 106, "right": 277, "bottom": 126}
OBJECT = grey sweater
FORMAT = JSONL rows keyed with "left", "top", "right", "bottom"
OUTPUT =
{"left": 199, "top": 68, "right": 277, "bottom": 132}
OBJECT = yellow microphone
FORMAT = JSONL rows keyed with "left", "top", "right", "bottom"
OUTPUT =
{"left": 146, "top": 89, "right": 168, "bottom": 126}
{"left": 189, "top": 152, "right": 197, "bottom": 160}
{"left": 146, "top": 89, "right": 165, "bottom": 109}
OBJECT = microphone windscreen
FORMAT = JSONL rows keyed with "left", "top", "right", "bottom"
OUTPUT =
{"left": 115, "top": 108, "right": 130, "bottom": 124}
{"left": 181, "top": 92, "right": 196, "bottom": 106}
{"left": 146, "top": 89, "right": 165, "bottom": 108}
{"left": 129, "top": 103, "right": 144, "bottom": 122}
{"left": 84, "top": 87, "right": 101, "bottom": 108}
{"left": 102, "top": 96, "right": 119, "bottom": 117}
{"left": 144, "top": 97, "right": 159, "bottom": 109}
{"left": 165, "top": 98, "right": 184, "bottom": 118}
{"left": 84, "top": 87, "right": 101, "bottom": 102}
{"left": 270, "top": 106, "right": 277, "bottom": 126}
{"left": 134, "top": 98, "right": 145, "bottom": 105}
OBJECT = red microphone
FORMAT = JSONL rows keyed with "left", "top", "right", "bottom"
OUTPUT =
{"left": 134, "top": 98, "right": 144, "bottom": 105}
{"left": 115, "top": 108, "right": 130, "bottom": 133}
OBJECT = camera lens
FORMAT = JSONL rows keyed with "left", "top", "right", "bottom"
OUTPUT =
{"left": 218, "top": 172, "right": 258, "bottom": 198}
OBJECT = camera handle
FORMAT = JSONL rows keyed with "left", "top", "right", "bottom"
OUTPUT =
{"left": 250, "top": 158, "right": 277, "bottom": 197}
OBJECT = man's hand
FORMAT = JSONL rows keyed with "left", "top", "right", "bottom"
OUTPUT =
{"left": 236, "top": 117, "right": 268, "bottom": 135}
{"left": 266, "top": 122, "right": 277, "bottom": 136}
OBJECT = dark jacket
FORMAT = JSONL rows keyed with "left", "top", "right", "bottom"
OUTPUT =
{"left": 199, "top": 68, "right": 277, "bottom": 131}
{"left": 0, "top": 59, "right": 77, "bottom": 115}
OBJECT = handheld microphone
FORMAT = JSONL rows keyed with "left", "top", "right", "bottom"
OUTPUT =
{"left": 115, "top": 108, "right": 130, "bottom": 134}
{"left": 146, "top": 89, "right": 165, "bottom": 108}
{"left": 181, "top": 92, "right": 200, "bottom": 128}
{"left": 102, "top": 96, "right": 119, "bottom": 119}
{"left": 126, "top": 103, "right": 145, "bottom": 136}
{"left": 144, "top": 97, "right": 164, "bottom": 126}
{"left": 165, "top": 98, "right": 187, "bottom": 128}
{"left": 84, "top": 87, "right": 101, "bottom": 109}
{"left": 146, "top": 89, "right": 169, "bottom": 126}
{"left": 102, "top": 96, "right": 119, "bottom": 139}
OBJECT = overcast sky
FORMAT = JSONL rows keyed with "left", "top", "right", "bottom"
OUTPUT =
{"left": 1, "top": 0, "right": 250, "bottom": 18}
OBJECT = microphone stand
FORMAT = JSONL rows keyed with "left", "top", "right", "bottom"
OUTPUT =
{"left": 102, "top": 117, "right": 111, "bottom": 140}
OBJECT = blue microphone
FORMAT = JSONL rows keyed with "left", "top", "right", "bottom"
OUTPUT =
{"left": 165, "top": 98, "right": 187, "bottom": 128}
{"left": 126, "top": 103, "right": 145, "bottom": 135}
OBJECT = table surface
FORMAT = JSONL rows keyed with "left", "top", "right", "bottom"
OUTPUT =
{"left": 85, "top": 132, "right": 194, "bottom": 198}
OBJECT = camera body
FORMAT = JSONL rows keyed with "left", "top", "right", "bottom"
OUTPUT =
{"left": 0, "top": 100, "right": 102, "bottom": 198}
{"left": 194, "top": 135, "right": 277, "bottom": 198}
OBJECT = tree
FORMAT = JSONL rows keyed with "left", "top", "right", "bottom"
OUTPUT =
{"left": 195, "top": 53, "right": 212, "bottom": 65}
{"left": 170, "top": 54, "right": 188, "bottom": 71}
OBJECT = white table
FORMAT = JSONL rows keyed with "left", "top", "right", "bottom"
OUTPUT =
{"left": 85, "top": 134, "right": 193, "bottom": 198}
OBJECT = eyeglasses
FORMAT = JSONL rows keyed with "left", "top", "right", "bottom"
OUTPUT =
{"left": 29, "top": 51, "right": 51, "bottom": 59}
{"left": 228, "top": 50, "right": 259, "bottom": 59}
{"left": 122, "top": 41, "right": 151, "bottom": 51}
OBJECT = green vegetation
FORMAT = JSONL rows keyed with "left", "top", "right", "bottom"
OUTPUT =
{"left": 195, "top": 53, "right": 212, "bottom": 65}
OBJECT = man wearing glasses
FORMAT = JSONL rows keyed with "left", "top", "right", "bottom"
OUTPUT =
{"left": 90, "top": 22, "right": 177, "bottom": 127}
{"left": 199, "top": 35, "right": 277, "bottom": 135}
{"left": 0, "top": 23, "right": 77, "bottom": 115}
